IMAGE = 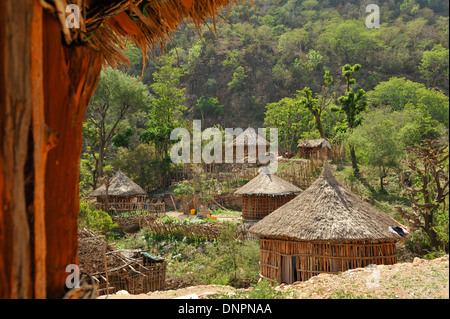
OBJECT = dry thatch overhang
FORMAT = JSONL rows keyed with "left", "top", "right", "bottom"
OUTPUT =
{"left": 55, "top": 0, "right": 246, "bottom": 68}
{"left": 250, "top": 161, "right": 409, "bottom": 242}
{"left": 90, "top": 170, "right": 146, "bottom": 197}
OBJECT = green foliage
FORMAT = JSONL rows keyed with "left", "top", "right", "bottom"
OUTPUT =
{"left": 228, "top": 66, "right": 248, "bottom": 91}
{"left": 141, "top": 54, "right": 187, "bottom": 158}
{"left": 112, "top": 128, "right": 134, "bottom": 148}
{"left": 213, "top": 279, "right": 297, "bottom": 299}
{"left": 112, "top": 143, "right": 162, "bottom": 191}
{"left": 333, "top": 64, "right": 367, "bottom": 132}
{"left": 173, "top": 180, "right": 195, "bottom": 198}
{"left": 166, "top": 224, "right": 261, "bottom": 288}
{"left": 195, "top": 96, "right": 224, "bottom": 123}
{"left": 78, "top": 202, "right": 118, "bottom": 233}
{"left": 419, "top": 44, "right": 449, "bottom": 89}
{"left": 264, "top": 97, "right": 313, "bottom": 153}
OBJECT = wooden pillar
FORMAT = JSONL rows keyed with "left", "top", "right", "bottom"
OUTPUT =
{"left": 42, "top": 11, "right": 103, "bottom": 298}
{"left": 0, "top": 0, "right": 35, "bottom": 299}
{"left": 0, "top": 0, "right": 103, "bottom": 298}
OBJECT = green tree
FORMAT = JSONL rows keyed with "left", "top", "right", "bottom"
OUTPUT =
{"left": 395, "top": 140, "right": 449, "bottom": 251}
{"left": 349, "top": 108, "right": 404, "bottom": 190}
{"left": 84, "top": 67, "right": 150, "bottom": 186}
{"left": 367, "top": 77, "right": 449, "bottom": 128}
{"left": 264, "top": 97, "right": 313, "bottom": 153}
{"left": 419, "top": 44, "right": 449, "bottom": 91}
{"left": 228, "top": 66, "right": 248, "bottom": 91}
{"left": 195, "top": 96, "right": 224, "bottom": 124}
{"left": 331, "top": 64, "right": 367, "bottom": 176}
{"left": 295, "top": 71, "right": 334, "bottom": 139}
{"left": 141, "top": 54, "right": 187, "bottom": 160}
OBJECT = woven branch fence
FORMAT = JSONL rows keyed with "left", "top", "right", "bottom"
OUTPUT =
{"left": 143, "top": 219, "right": 257, "bottom": 241}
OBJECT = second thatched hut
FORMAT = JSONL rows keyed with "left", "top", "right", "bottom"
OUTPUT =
{"left": 235, "top": 173, "right": 302, "bottom": 221}
{"left": 90, "top": 170, "right": 147, "bottom": 212}
{"left": 250, "top": 161, "right": 410, "bottom": 284}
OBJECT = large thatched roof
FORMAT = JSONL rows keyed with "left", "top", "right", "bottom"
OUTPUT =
{"left": 250, "top": 161, "right": 409, "bottom": 242}
{"left": 235, "top": 173, "right": 302, "bottom": 196}
{"left": 90, "top": 170, "right": 146, "bottom": 197}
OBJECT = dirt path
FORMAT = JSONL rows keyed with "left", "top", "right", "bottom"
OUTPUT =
{"left": 98, "top": 255, "right": 448, "bottom": 299}
{"left": 98, "top": 284, "right": 236, "bottom": 299}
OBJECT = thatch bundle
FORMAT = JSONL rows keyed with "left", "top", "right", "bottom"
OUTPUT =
{"left": 44, "top": 0, "right": 244, "bottom": 68}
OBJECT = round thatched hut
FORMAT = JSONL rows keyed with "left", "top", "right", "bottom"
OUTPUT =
{"left": 235, "top": 173, "right": 302, "bottom": 221}
{"left": 250, "top": 161, "right": 410, "bottom": 284}
{"left": 90, "top": 170, "right": 147, "bottom": 212}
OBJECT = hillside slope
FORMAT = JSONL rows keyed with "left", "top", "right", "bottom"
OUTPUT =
{"left": 100, "top": 255, "right": 448, "bottom": 299}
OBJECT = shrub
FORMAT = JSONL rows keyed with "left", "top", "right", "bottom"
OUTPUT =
{"left": 78, "top": 202, "right": 118, "bottom": 233}
{"left": 212, "top": 280, "right": 297, "bottom": 299}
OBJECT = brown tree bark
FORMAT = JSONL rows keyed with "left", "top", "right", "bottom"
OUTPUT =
{"left": 0, "top": 1, "right": 103, "bottom": 298}
{"left": 0, "top": 0, "right": 35, "bottom": 299}
{"left": 42, "top": 12, "right": 103, "bottom": 298}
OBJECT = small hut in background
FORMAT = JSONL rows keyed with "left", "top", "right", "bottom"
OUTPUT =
{"left": 297, "top": 138, "right": 331, "bottom": 159}
{"left": 90, "top": 170, "right": 147, "bottom": 212}
{"left": 235, "top": 173, "right": 302, "bottom": 221}
{"left": 250, "top": 161, "right": 409, "bottom": 284}
{"left": 224, "top": 128, "right": 271, "bottom": 164}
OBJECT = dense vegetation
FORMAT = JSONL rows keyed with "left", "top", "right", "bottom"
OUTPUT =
{"left": 80, "top": 0, "right": 449, "bottom": 279}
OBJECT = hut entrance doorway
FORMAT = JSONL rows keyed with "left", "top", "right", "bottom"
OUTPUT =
{"left": 280, "top": 256, "right": 297, "bottom": 284}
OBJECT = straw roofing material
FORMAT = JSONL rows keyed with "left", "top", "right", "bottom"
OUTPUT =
{"left": 51, "top": 0, "right": 244, "bottom": 68}
{"left": 235, "top": 173, "right": 302, "bottom": 196}
{"left": 90, "top": 170, "right": 146, "bottom": 197}
{"left": 250, "top": 161, "right": 409, "bottom": 242}
{"left": 297, "top": 138, "right": 331, "bottom": 149}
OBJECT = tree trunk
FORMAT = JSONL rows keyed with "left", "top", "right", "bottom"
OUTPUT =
{"left": 1, "top": 1, "right": 103, "bottom": 298}
{"left": 314, "top": 113, "right": 326, "bottom": 139}
{"left": 43, "top": 12, "right": 103, "bottom": 298}
{"left": 349, "top": 145, "right": 359, "bottom": 176}
{"left": 0, "top": 0, "right": 35, "bottom": 298}
{"left": 98, "top": 137, "right": 104, "bottom": 179}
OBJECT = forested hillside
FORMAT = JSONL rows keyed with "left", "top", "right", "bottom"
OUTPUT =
{"left": 80, "top": 0, "right": 449, "bottom": 193}
{"left": 79, "top": 0, "right": 449, "bottom": 282}
{"left": 125, "top": 0, "right": 449, "bottom": 129}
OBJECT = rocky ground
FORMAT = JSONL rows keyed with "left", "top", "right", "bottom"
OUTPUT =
{"left": 99, "top": 255, "right": 448, "bottom": 299}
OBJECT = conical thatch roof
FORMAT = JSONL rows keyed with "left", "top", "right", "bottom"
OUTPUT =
{"left": 90, "top": 170, "right": 146, "bottom": 197}
{"left": 250, "top": 161, "right": 409, "bottom": 242}
{"left": 235, "top": 173, "right": 302, "bottom": 196}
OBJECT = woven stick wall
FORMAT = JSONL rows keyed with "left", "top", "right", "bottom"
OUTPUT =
{"left": 259, "top": 238, "right": 397, "bottom": 283}
{"left": 241, "top": 194, "right": 297, "bottom": 221}
{"left": 94, "top": 261, "right": 166, "bottom": 295}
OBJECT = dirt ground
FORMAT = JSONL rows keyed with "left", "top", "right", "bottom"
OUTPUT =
{"left": 98, "top": 255, "right": 448, "bottom": 299}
